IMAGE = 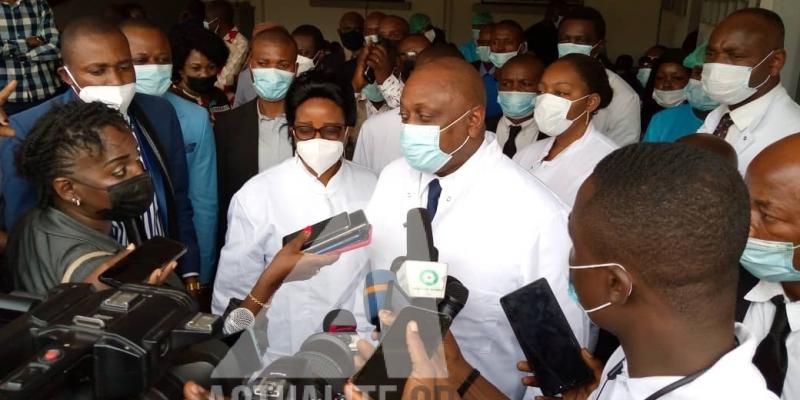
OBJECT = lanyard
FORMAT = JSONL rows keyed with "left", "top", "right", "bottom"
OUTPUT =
{"left": 595, "top": 359, "right": 711, "bottom": 400}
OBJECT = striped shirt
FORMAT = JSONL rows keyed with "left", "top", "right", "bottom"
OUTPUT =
{"left": 0, "top": 0, "right": 62, "bottom": 103}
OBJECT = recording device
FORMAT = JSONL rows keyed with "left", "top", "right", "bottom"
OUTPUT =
{"left": 282, "top": 210, "right": 371, "bottom": 255}
{"left": 363, "top": 34, "right": 379, "bottom": 84}
{"left": 99, "top": 236, "right": 187, "bottom": 287}
{"left": 405, "top": 208, "right": 438, "bottom": 262}
{"left": 321, "top": 309, "right": 360, "bottom": 354}
{"left": 223, "top": 306, "right": 256, "bottom": 336}
{"left": 0, "top": 283, "right": 221, "bottom": 399}
{"left": 500, "top": 278, "right": 593, "bottom": 396}
{"left": 363, "top": 269, "right": 395, "bottom": 330}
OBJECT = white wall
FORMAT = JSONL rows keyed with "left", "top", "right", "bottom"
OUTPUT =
{"left": 584, "top": 0, "right": 661, "bottom": 60}
{"left": 766, "top": 0, "right": 800, "bottom": 98}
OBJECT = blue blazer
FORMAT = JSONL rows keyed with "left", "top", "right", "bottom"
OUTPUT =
{"left": 1, "top": 91, "right": 201, "bottom": 276}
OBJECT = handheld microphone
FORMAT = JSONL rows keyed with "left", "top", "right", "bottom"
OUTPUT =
{"left": 323, "top": 309, "right": 357, "bottom": 333}
{"left": 364, "top": 269, "right": 395, "bottom": 327}
{"left": 222, "top": 307, "right": 256, "bottom": 336}
{"left": 438, "top": 276, "right": 469, "bottom": 321}
{"left": 395, "top": 260, "right": 448, "bottom": 299}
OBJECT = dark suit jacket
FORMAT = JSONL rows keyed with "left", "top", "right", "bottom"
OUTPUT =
{"left": 214, "top": 99, "right": 260, "bottom": 244}
{"left": 2, "top": 91, "right": 201, "bottom": 276}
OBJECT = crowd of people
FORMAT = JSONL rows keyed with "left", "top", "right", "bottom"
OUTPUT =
{"left": 1, "top": 0, "right": 799, "bottom": 399}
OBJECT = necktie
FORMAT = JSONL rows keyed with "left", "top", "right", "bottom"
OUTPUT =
{"left": 752, "top": 295, "right": 791, "bottom": 395}
{"left": 503, "top": 125, "right": 523, "bottom": 158}
{"left": 426, "top": 179, "right": 442, "bottom": 222}
{"left": 712, "top": 112, "right": 734, "bottom": 139}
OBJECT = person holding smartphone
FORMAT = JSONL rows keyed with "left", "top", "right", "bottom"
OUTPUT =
{"left": 6, "top": 101, "right": 176, "bottom": 296}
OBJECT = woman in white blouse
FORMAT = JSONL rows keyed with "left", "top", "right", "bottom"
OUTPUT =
{"left": 513, "top": 53, "right": 619, "bottom": 207}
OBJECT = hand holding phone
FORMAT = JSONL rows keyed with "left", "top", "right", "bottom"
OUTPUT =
{"left": 99, "top": 237, "right": 187, "bottom": 287}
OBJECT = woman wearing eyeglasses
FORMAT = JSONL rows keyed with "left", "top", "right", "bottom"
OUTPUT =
{"left": 211, "top": 71, "right": 378, "bottom": 363}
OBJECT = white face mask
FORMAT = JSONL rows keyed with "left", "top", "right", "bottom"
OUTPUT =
{"left": 533, "top": 93, "right": 590, "bottom": 137}
{"left": 296, "top": 54, "right": 317, "bottom": 75}
{"left": 569, "top": 263, "right": 632, "bottom": 314}
{"left": 64, "top": 66, "right": 136, "bottom": 115}
{"left": 701, "top": 51, "right": 774, "bottom": 106}
{"left": 558, "top": 42, "right": 596, "bottom": 58}
{"left": 652, "top": 88, "right": 687, "bottom": 108}
{"left": 296, "top": 137, "right": 345, "bottom": 177}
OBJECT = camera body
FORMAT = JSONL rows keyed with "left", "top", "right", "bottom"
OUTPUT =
{"left": 0, "top": 283, "right": 221, "bottom": 400}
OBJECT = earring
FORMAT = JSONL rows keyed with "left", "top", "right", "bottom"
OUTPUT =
{"left": 72, "top": 197, "right": 81, "bottom": 207}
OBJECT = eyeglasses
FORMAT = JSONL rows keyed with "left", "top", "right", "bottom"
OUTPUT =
{"left": 292, "top": 124, "right": 347, "bottom": 140}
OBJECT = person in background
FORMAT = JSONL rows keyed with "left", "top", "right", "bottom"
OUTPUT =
{"left": 177, "top": 0, "right": 205, "bottom": 27}
{"left": 470, "top": 24, "right": 494, "bottom": 77}
{"left": 558, "top": 6, "right": 641, "bottom": 146}
{"left": 352, "top": 43, "right": 461, "bottom": 173}
{"left": 338, "top": 11, "right": 364, "bottom": 60}
{"left": 214, "top": 28, "right": 296, "bottom": 245}
{"left": 292, "top": 24, "right": 327, "bottom": 76}
{"left": 640, "top": 49, "right": 690, "bottom": 134}
{"left": 636, "top": 44, "right": 667, "bottom": 88}
{"left": 204, "top": 0, "right": 248, "bottom": 103}
{"left": 644, "top": 44, "right": 716, "bottom": 143}
{"left": 168, "top": 24, "right": 231, "bottom": 121}
{"left": 0, "top": 0, "right": 61, "bottom": 116}
{"left": 485, "top": 20, "right": 527, "bottom": 120}
{"left": 212, "top": 72, "right": 377, "bottom": 363}
{"left": 408, "top": 12, "right": 446, "bottom": 44}
{"left": 613, "top": 54, "right": 644, "bottom": 95}
{"left": 104, "top": 2, "right": 148, "bottom": 22}
{"left": 459, "top": 11, "right": 493, "bottom": 63}
{"left": 7, "top": 102, "right": 177, "bottom": 296}
{"left": 365, "top": 57, "right": 586, "bottom": 399}
{"left": 120, "top": 19, "right": 219, "bottom": 287}
{"left": 232, "top": 22, "right": 284, "bottom": 109}
{"left": 524, "top": 0, "right": 567, "bottom": 65}
{"left": 360, "top": 14, "right": 409, "bottom": 110}
{"left": 741, "top": 134, "right": 800, "bottom": 399}
{"left": 697, "top": 8, "right": 800, "bottom": 174}
{"left": 1, "top": 17, "right": 202, "bottom": 294}
{"left": 364, "top": 11, "right": 385, "bottom": 37}
{"left": 513, "top": 53, "right": 618, "bottom": 207}
{"left": 486, "top": 53, "right": 545, "bottom": 158}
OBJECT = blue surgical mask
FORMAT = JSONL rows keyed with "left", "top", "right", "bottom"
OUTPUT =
{"left": 741, "top": 238, "right": 800, "bottom": 282}
{"left": 637, "top": 68, "right": 652, "bottom": 87}
{"left": 558, "top": 42, "right": 595, "bottom": 58}
{"left": 489, "top": 43, "right": 525, "bottom": 69}
{"left": 401, "top": 109, "right": 473, "bottom": 174}
{"left": 497, "top": 91, "right": 537, "bottom": 119}
{"left": 362, "top": 83, "right": 384, "bottom": 103}
{"left": 477, "top": 46, "right": 491, "bottom": 63}
{"left": 252, "top": 67, "right": 294, "bottom": 101}
{"left": 568, "top": 262, "right": 632, "bottom": 314}
{"left": 684, "top": 78, "right": 720, "bottom": 112}
{"left": 133, "top": 64, "right": 173, "bottom": 97}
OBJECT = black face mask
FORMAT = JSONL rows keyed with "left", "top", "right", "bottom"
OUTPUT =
{"left": 97, "top": 173, "right": 155, "bottom": 221}
{"left": 186, "top": 76, "right": 217, "bottom": 94}
{"left": 340, "top": 30, "right": 364, "bottom": 52}
{"left": 401, "top": 60, "right": 416, "bottom": 82}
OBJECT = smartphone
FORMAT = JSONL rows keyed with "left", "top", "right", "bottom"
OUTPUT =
{"left": 500, "top": 278, "right": 593, "bottom": 396}
{"left": 282, "top": 212, "right": 349, "bottom": 248}
{"left": 351, "top": 306, "right": 453, "bottom": 400}
{"left": 282, "top": 211, "right": 371, "bottom": 255}
{"left": 99, "top": 236, "right": 187, "bottom": 287}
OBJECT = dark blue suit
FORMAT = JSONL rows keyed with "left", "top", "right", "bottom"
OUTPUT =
{"left": 1, "top": 91, "right": 201, "bottom": 276}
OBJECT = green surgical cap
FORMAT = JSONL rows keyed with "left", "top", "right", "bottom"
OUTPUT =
{"left": 409, "top": 13, "right": 432, "bottom": 34}
{"left": 684, "top": 43, "right": 707, "bottom": 69}
{"left": 472, "top": 11, "right": 493, "bottom": 26}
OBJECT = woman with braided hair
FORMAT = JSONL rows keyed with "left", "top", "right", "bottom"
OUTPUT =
{"left": 5, "top": 101, "right": 176, "bottom": 296}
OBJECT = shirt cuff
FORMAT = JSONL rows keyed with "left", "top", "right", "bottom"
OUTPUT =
{"left": 181, "top": 272, "right": 200, "bottom": 278}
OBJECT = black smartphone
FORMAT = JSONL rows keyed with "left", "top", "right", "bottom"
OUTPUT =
{"left": 282, "top": 212, "right": 350, "bottom": 248}
{"left": 351, "top": 306, "right": 453, "bottom": 400}
{"left": 99, "top": 236, "right": 187, "bottom": 287}
{"left": 500, "top": 278, "right": 593, "bottom": 396}
{"left": 282, "top": 211, "right": 371, "bottom": 255}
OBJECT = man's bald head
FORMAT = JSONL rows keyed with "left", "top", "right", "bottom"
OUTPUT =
{"left": 749, "top": 133, "right": 800, "bottom": 180}
{"left": 379, "top": 15, "right": 409, "bottom": 42}
{"left": 677, "top": 134, "right": 738, "bottom": 168}
{"left": 340, "top": 11, "right": 364, "bottom": 30}
{"left": 408, "top": 57, "right": 485, "bottom": 109}
{"left": 398, "top": 34, "right": 430, "bottom": 55}
{"left": 61, "top": 16, "right": 128, "bottom": 65}
{"left": 365, "top": 11, "right": 385, "bottom": 36}
{"left": 416, "top": 43, "right": 464, "bottom": 67}
{"left": 726, "top": 8, "right": 784, "bottom": 48}
{"left": 252, "top": 27, "right": 297, "bottom": 53}
{"left": 501, "top": 53, "right": 545, "bottom": 76}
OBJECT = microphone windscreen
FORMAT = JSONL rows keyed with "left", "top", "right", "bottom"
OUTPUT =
{"left": 223, "top": 307, "right": 256, "bottom": 336}
{"left": 364, "top": 270, "right": 395, "bottom": 326}
{"left": 323, "top": 309, "right": 357, "bottom": 332}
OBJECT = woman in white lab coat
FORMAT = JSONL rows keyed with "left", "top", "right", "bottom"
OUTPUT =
{"left": 513, "top": 53, "right": 619, "bottom": 207}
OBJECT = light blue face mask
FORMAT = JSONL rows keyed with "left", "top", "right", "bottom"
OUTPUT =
{"left": 401, "top": 109, "right": 473, "bottom": 174}
{"left": 252, "top": 67, "right": 294, "bottom": 101}
{"left": 362, "top": 83, "right": 384, "bottom": 103}
{"left": 497, "top": 91, "right": 537, "bottom": 119}
{"left": 133, "top": 64, "right": 173, "bottom": 97}
{"left": 684, "top": 78, "right": 720, "bottom": 112}
{"left": 489, "top": 43, "right": 525, "bottom": 69}
{"left": 558, "top": 42, "right": 595, "bottom": 58}
{"left": 637, "top": 68, "right": 652, "bottom": 87}
{"left": 568, "top": 262, "right": 632, "bottom": 314}
{"left": 741, "top": 237, "right": 800, "bottom": 282}
{"left": 477, "top": 46, "right": 491, "bottom": 63}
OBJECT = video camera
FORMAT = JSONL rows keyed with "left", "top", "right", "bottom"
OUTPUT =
{"left": 0, "top": 282, "right": 222, "bottom": 399}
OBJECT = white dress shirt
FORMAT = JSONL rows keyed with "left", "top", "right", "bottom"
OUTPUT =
{"left": 593, "top": 69, "right": 641, "bottom": 146}
{"left": 744, "top": 280, "right": 800, "bottom": 400}
{"left": 495, "top": 115, "right": 540, "bottom": 152}
{"left": 698, "top": 85, "right": 800, "bottom": 175}
{"left": 212, "top": 157, "right": 378, "bottom": 359}
{"left": 257, "top": 110, "right": 294, "bottom": 172}
{"left": 589, "top": 324, "right": 779, "bottom": 400}
{"left": 365, "top": 133, "right": 588, "bottom": 399}
{"left": 353, "top": 108, "right": 403, "bottom": 173}
{"left": 513, "top": 123, "right": 618, "bottom": 207}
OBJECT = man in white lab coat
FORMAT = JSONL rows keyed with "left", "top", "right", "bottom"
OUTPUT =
{"left": 697, "top": 8, "right": 800, "bottom": 175}
{"left": 212, "top": 73, "right": 378, "bottom": 361}
{"left": 365, "top": 57, "right": 585, "bottom": 399}
{"left": 739, "top": 134, "right": 800, "bottom": 400}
